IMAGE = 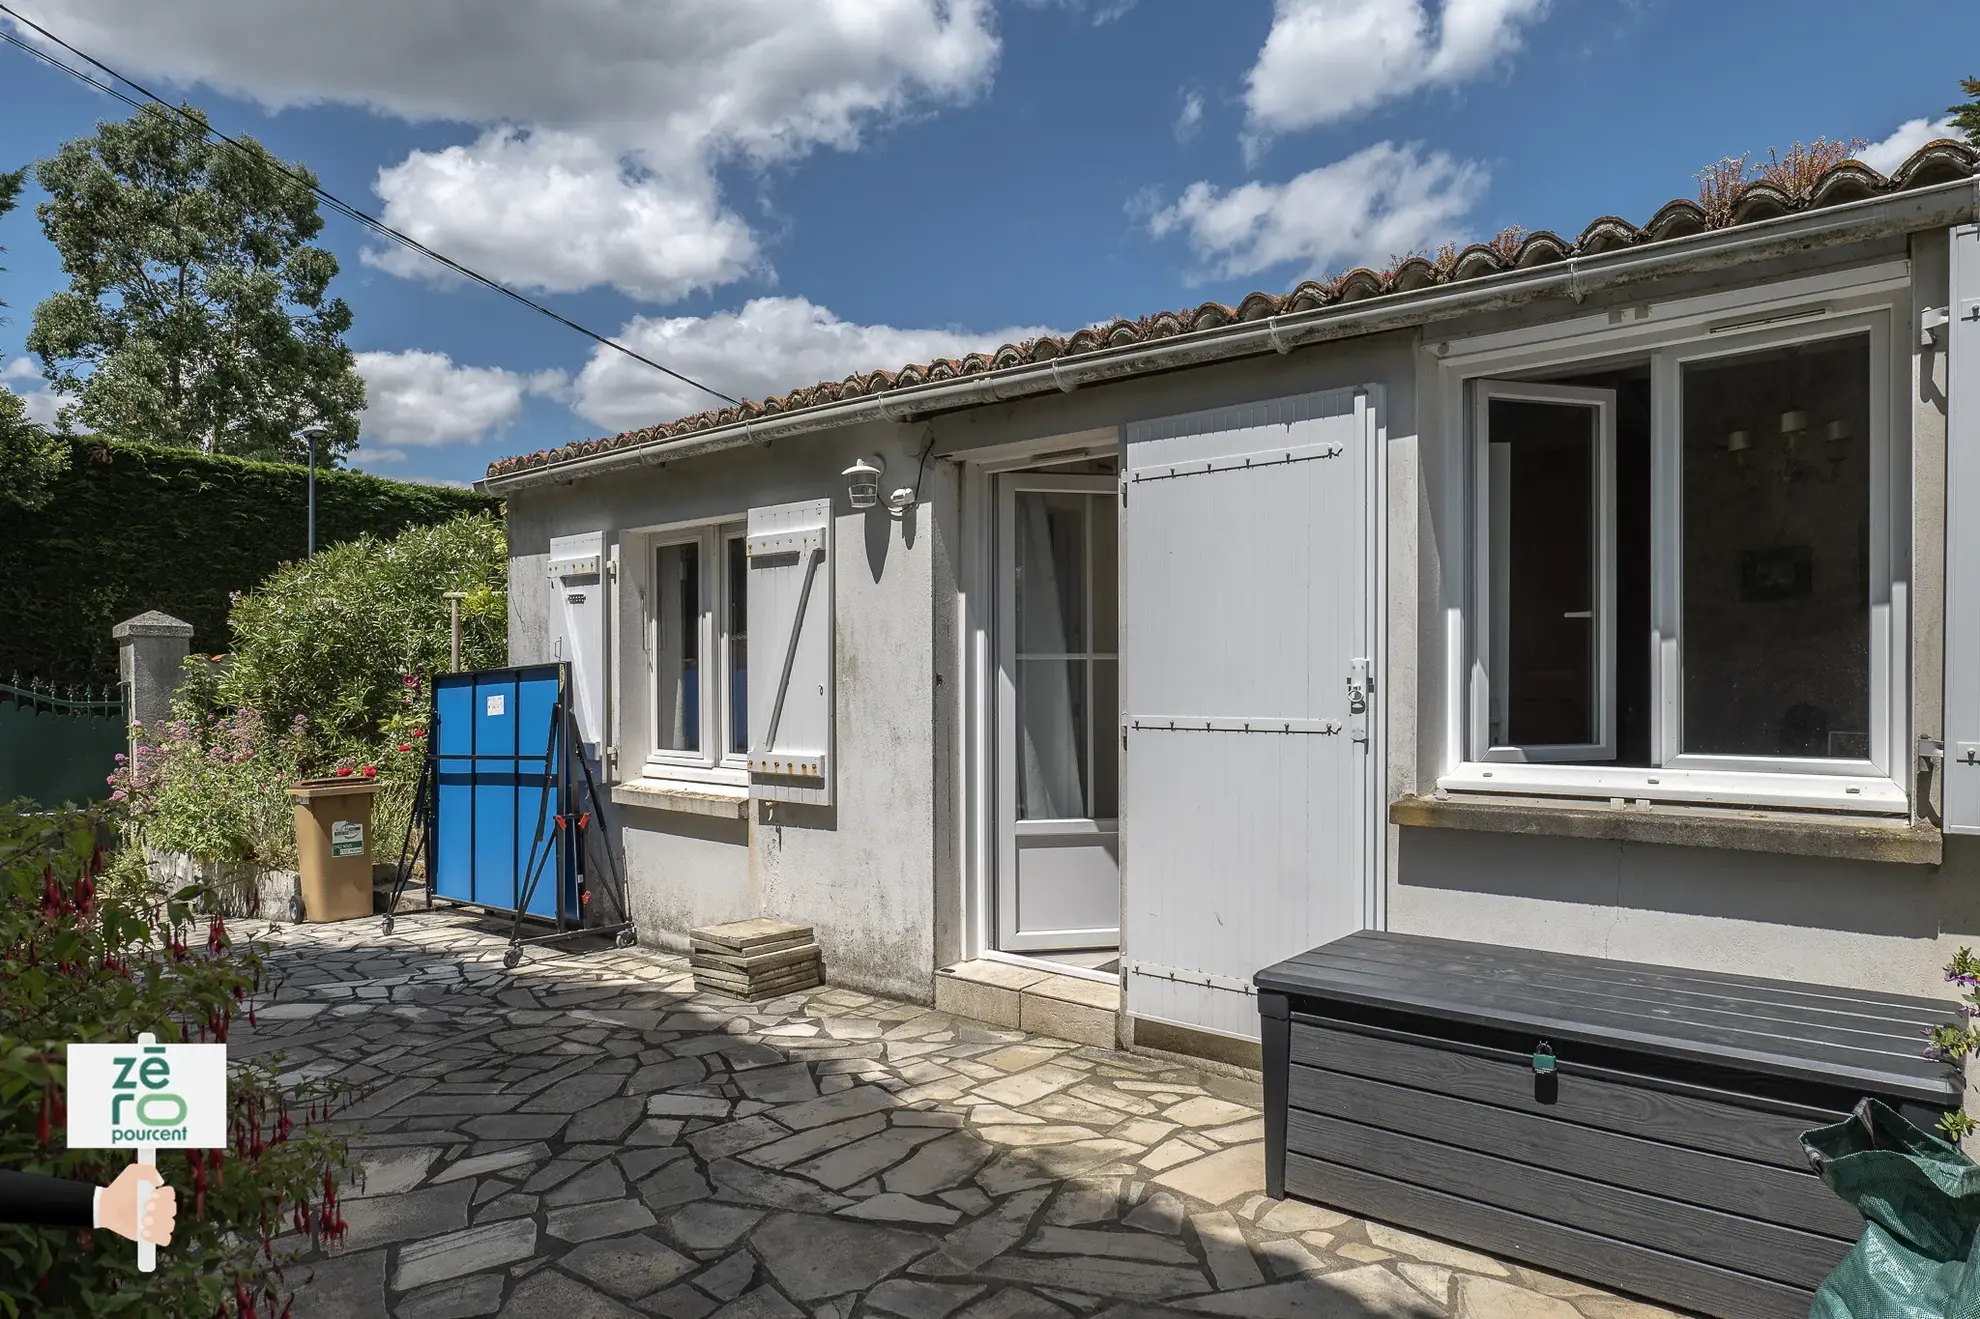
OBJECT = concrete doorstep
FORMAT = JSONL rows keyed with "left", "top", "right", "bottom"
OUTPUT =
{"left": 935, "top": 959, "right": 1121, "bottom": 1048}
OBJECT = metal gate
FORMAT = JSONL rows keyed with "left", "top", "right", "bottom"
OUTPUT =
{"left": 1121, "top": 387, "right": 1380, "bottom": 1041}
{"left": 0, "top": 676, "right": 127, "bottom": 808}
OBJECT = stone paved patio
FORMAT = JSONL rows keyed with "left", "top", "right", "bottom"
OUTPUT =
{"left": 239, "top": 912, "right": 1690, "bottom": 1319}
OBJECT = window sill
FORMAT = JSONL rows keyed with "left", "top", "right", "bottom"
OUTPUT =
{"left": 611, "top": 778, "right": 751, "bottom": 820}
{"left": 1438, "top": 762, "right": 1908, "bottom": 813}
{"left": 1390, "top": 794, "right": 1941, "bottom": 867}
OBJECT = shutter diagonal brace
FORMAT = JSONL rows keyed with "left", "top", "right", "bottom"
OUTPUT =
{"left": 761, "top": 543, "right": 824, "bottom": 760}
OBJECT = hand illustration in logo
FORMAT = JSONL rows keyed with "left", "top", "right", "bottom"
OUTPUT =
{"left": 0, "top": 1165, "right": 175, "bottom": 1245}
{"left": 100, "top": 1164, "right": 176, "bottom": 1246}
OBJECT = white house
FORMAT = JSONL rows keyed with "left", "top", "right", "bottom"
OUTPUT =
{"left": 482, "top": 140, "right": 1980, "bottom": 1074}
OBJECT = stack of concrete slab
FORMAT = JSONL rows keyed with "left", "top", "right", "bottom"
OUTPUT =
{"left": 690, "top": 918, "right": 822, "bottom": 1000}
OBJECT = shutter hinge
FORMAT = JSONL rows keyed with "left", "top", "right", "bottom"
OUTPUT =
{"left": 1119, "top": 480, "right": 1127, "bottom": 508}
{"left": 607, "top": 557, "right": 619, "bottom": 583}
{"left": 605, "top": 745, "right": 619, "bottom": 777}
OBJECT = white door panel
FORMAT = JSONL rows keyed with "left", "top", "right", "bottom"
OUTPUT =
{"left": 1123, "top": 389, "right": 1378, "bottom": 1040}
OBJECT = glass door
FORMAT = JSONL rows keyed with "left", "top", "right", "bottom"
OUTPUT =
{"left": 996, "top": 474, "right": 1120, "bottom": 953}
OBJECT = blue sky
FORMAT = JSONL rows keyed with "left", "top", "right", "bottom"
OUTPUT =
{"left": 0, "top": 0, "right": 1972, "bottom": 488}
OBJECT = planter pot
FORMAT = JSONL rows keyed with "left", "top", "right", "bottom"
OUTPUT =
{"left": 143, "top": 848, "right": 296, "bottom": 919}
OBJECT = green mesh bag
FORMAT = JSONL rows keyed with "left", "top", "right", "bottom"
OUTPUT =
{"left": 1803, "top": 1099, "right": 1980, "bottom": 1319}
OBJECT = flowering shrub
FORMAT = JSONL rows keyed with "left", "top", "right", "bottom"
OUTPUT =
{"left": 0, "top": 804, "right": 355, "bottom": 1318}
{"left": 112, "top": 702, "right": 306, "bottom": 872}
{"left": 1931, "top": 948, "right": 1980, "bottom": 1142}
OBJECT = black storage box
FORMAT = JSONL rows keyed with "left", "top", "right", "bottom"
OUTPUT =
{"left": 1255, "top": 932, "right": 1963, "bottom": 1319}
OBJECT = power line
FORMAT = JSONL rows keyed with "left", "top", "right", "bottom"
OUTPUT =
{"left": 0, "top": 3, "right": 742, "bottom": 409}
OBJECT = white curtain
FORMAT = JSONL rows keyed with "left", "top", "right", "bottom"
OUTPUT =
{"left": 1016, "top": 495, "right": 1085, "bottom": 820}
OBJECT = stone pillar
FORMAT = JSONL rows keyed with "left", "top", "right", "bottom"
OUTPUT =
{"left": 114, "top": 611, "right": 195, "bottom": 749}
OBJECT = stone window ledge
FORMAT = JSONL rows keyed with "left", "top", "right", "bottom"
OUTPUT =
{"left": 611, "top": 779, "right": 750, "bottom": 820}
{"left": 1390, "top": 794, "right": 1942, "bottom": 866}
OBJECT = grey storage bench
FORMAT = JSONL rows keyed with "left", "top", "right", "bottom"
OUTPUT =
{"left": 1255, "top": 932, "right": 1963, "bottom": 1319}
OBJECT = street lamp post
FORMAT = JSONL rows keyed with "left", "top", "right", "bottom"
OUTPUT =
{"left": 296, "top": 425, "right": 329, "bottom": 558}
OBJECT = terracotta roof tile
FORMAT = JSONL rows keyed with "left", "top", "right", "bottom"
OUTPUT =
{"left": 489, "top": 142, "right": 1978, "bottom": 480}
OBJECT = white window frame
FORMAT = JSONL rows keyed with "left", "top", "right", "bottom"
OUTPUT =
{"left": 1435, "top": 260, "right": 1912, "bottom": 814}
{"left": 1473, "top": 380, "right": 1618, "bottom": 763}
{"left": 639, "top": 517, "right": 749, "bottom": 787}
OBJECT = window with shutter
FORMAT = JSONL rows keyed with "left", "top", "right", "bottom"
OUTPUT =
{"left": 746, "top": 499, "right": 834, "bottom": 806}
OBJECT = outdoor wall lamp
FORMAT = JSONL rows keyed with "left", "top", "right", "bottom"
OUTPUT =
{"left": 843, "top": 456, "right": 884, "bottom": 510}
{"left": 884, "top": 486, "right": 917, "bottom": 517}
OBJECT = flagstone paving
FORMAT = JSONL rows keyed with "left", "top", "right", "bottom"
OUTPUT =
{"left": 235, "top": 912, "right": 1694, "bottom": 1319}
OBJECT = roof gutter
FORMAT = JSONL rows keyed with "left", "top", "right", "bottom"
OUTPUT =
{"left": 482, "top": 177, "right": 1976, "bottom": 495}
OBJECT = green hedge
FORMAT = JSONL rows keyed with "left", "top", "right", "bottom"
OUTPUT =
{"left": 0, "top": 437, "right": 499, "bottom": 684}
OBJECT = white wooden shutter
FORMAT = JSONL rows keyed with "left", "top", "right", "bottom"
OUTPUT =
{"left": 747, "top": 499, "right": 834, "bottom": 806}
{"left": 548, "top": 531, "right": 606, "bottom": 757}
{"left": 1121, "top": 388, "right": 1379, "bottom": 1040}
{"left": 1946, "top": 225, "right": 1980, "bottom": 831}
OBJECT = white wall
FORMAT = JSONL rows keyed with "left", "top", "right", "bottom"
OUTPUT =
{"left": 505, "top": 334, "right": 1421, "bottom": 1003}
{"left": 506, "top": 424, "right": 942, "bottom": 1001}
{"left": 504, "top": 231, "right": 1974, "bottom": 1034}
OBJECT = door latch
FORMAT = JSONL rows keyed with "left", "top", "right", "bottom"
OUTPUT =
{"left": 1347, "top": 658, "right": 1371, "bottom": 744}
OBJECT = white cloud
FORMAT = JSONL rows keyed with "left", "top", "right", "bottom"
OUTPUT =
{"left": 1020, "top": 0, "right": 1138, "bottom": 24}
{"left": 2, "top": 357, "right": 64, "bottom": 427}
{"left": 366, "top": 129, "right": 760, "bottom": 303}
{"left": 1860, "top": 117, "right": 1958, "bottom": 176}
{"left": 8, "top": 1, "right": 1001, "bottom": 301}
{"left": 354, "top": 349, "right": 567, "bottom": 449}
{"left": 1174, "top": 90, "right": 1205, "bottom": 143}
{"left": 569, "top": 296, "right": 1058, "bottom": 433}
{"left": 1148, "top": 141, "right": 1488, "bottom": 281}
{"left": 1243, "top": 0, "right": 1549, "bottom": 140}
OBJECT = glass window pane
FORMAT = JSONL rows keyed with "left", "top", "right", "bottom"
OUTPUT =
{"left": 1681, "top": 336, "right": 1870, "bottom": 758}
{"left": 1016, "top": 493, "right": 1086, "bottom": 656}
{"left": 1017, "top": 658, "right": 1088, "bottom": 820}
{"left": 726, "top": 534, "right": 748, "bottom": 756}
{"left": 1090, "top": 492, "right": 1118, "bottom": 656}
{"left": 1092, "top": 658, "right": 1117, "bottom": 819}
{"left": 1489, "top": 398, "right": 1599, "bottom": 747}
{"left": 655, "top": 541, "right": 699, "bottom": 753}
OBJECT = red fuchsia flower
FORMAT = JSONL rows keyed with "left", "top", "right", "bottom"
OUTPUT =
{"left": 335, "top": 766, "right": 354, "bottom": 777}
{"left": 396, "top": 743, "right": 412, "bottom": 753}
{"left": 360, "top": 765, "right": 377, "bottom": 778}
{"left": 413, "top": 729, "right": 426, "bottom": 738}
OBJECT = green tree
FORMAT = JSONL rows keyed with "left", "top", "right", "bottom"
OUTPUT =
{"left": 1955, "top": 78, "right": 1980, "bottom": 148}
{"left": 0, "top": 166, "right": 70, "bottom": 512}
{"left": 217, "top": 510, "right": 508, "bottom": 753}
{"left": 26, "top": 104, "right": 363, "bottom": 463}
